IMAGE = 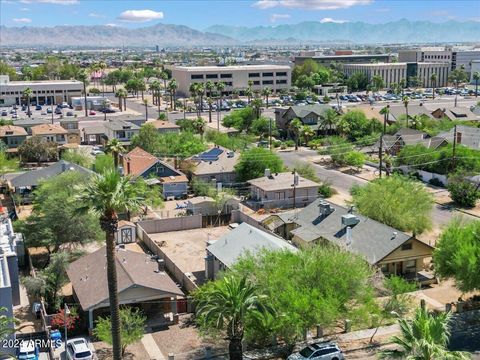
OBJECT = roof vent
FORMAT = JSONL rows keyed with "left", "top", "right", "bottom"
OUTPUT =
{"left": 227, "top": 151, "right": 235, "bottom": 158}
{"left": 264, "top": 168, "right": 271, "bottom": 178}
{"left": 341, "top": 214, "right": 360, "bottom": 227}
{"left": 319, "top": 200, "right": 333, "bottom": 216}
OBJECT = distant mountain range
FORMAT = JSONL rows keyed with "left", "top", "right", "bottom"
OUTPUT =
{"left": 205, "top": 20, "right": 480, "bottom": 44}
{"left": 1, "top": 20, "right": 479, "bottom": 48}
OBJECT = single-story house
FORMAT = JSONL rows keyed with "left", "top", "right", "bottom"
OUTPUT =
{"left": 185, "top": 196, "right": 240, "bottom": 216}
{"left": 438, "top": 125, "right": 480, "bottom": 150}
{"left": 275, "top": 104, "right": 332, "bottom": 133}
{"left": 149, "top": 120, "right": 180, "bottom": 134}
{"left": 430, "top": 107, "right": 480, "bottom": 121}
{"left": 67, "top": 247, "right": 184, "bottom": 331}
{"left": 122, "top": 147, "right": 188, "bottom": 199}
{"left": 388, "top": 104, "right": 433, "bottom": 122}
{"left": 12, "top": 118, "right": 51, "bottom": 135}
{"left": 377, "top": 128, "right": 447, "bottom": 155}
{"left": 81, "top": 125, "right": 106, "bottom": 145}
{"left": 0, "top": 125, "right": 27, "bottom": 150}
{"left": 247, "top": 171, "right": 319, "bottom": 210}
{"left": 205, "top": 222, "right": 296, "bottom": 279}
{"left": 8, "top": 160, "right": 93, "bottom": 199}
{"left": 263, "top": 199, "right": 434, "bottom": 282}
{"left": 104, "top": 120, "right": 140, "bottom": 144}
{"left": 189, "top": 146, "right": 240, "bottom": 186}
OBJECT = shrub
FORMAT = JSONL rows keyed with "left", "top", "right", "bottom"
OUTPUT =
{"left": 318, "top": 183, "right": 335, "bottom": 198}
{"left": 285, "top": 139, "right": 295, "bottom": 147}
{"left": 447, "top": 172, "right": 480, "bottom": 208}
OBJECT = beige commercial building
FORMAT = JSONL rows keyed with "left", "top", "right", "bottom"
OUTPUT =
{"left": 343, "top": 62, "right": 450, "bottom": 88}
{"left": 0, "top": 75, "right": 83, "bottom": 106}
{"left": 171, "top": 64, "right": 291, "bottom": 96}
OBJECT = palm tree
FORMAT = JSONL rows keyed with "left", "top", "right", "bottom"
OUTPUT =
{"left": 300, "top": 125, "right": 315, "bottom": 146}
{"left": 167, "top": 79, "right": 178, "bottom": 111}
{"left": 23, "top": 87, "right": 33, "bottom": 118}
{"left": 76, "top": 170, "right": 143, "bottom": 360}
{"left": 195, "top": 275, "right": 272, "bottom": 360}
{"left": 402, "top": 96, "right": 410, "bottom": 128}
{"left": 261, "top": 87, "right": 272, "bottom": 109}
{"left": 289, "top": 118, "right": 303, "bottom": 150}
{"left": 319, "top": 108, "right": 339, "bottom": 135}
{"left": 192, "top": 117, "right": 206, "bottom": 139}
{"left": 143, "top": 99, "right": 148, "bottom": 121}
{"left": 251, "top": 98, "right": 262, "bottom": 119}
{"left": 379, "top": 307, "right": 469, "bottom": 360}
{"left": 245, "top": 87, "right": 253, "bottom": 105}
{"left": 205, "top": 81, "right": 215, "bottom": 123}
{"left": 473, "top": 71, "right": 480, "bottom": 98}
{"left": 189, "top": 83, "right": 200, "bottom": 117}
{"left": 115, "top": 89, "right": 125, "bottom": 111}
{"left": 98, "top": 61, "right": 107, "bottom": 96}
{"left": 399, "top": 78, "right": 406, "bottom": 96}
{"left": 149, "top": 80, "right": 162, "bottom": 113}
{"left": 430, "top": 73, "right": 437, "bottom": 100}
{"left": 104, "top": 138, "right": 126, "bottom": 170}
{"left": 160, "top": 70, "right": 169, "bottom": 107}
{"left": 78, "top": 70, "right": 89, "bottom": 117}
{"left": 197, "top": 82, "right": 205, "bottom": 113}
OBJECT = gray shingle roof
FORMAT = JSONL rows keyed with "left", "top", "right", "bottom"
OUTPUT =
{"left": 207, "top": 222, "right": 297, "bottom": 268}
{"left": 105, "top": 120, "right": 140, "bottom": 131}
{"left": 247, "top": 172, "right": 319, "bottom": 191}
{"left": 10, "top": 160, "right": 93, "bottom": 188}
{"left": 289, "top": 199, "right": 424, "bottom": 264}
{"left": 438, "top": 125, "right": 480, "bottom": 150}
{"left": 288, "top": 104, "right": 331, "bottom": 119}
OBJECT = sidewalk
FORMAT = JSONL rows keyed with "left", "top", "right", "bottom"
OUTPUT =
{"left": 141, "top": 333, "right": 166, "bottom": 360}
{"left": 337, "top": 324, "right": 400, "bottom": 342}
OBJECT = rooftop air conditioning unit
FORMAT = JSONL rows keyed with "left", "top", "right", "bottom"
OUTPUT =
{"left": 341, "top": 214, "right": 360, "bottom": 227}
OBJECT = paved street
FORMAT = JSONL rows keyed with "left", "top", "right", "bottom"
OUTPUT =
{"left": 278, "top": 148, "right": 478, "bottom": 231}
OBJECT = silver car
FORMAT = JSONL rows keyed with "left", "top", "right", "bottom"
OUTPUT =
{"left": 66, "top": 338, "right": 94, "bottom": 360}
{"left": 288, "top": 342, "right": 345, "bottom": 360}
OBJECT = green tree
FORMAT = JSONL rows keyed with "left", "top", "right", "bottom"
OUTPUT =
{"left": 351, "top": 175, "right": 433, "bottom": 235}
{"left": 104, "top": 139, "right": 126, "bottom": 169}
{"left": 346, "top": 72, "right": 369, "bottom": 91}
{"left": 292, "top": 161, "right": 320, "bottom": 182}
{"left": 402, "top": 95, "right": 410, "bottom": 127}
{"left": 94, "top": 307, "right": 146, "bottom": 357}
{"left": 192, "top": 117, "right": 206, "bottom": 139}
{"left": 343, "top": 151, "right": 366, "bottom": 170}
{"left": 295, "top": 74, "right": 315, "bottom": 90}
{"left": 94, "top": 154, "right": 115, "bottom": 174}
{"left": 448, "top": 68, "right": 468, "bottom": 88}
{"left": 319, "top": 108, "right": 339, "bottom": 135}
{"left": 235, "top": 147, "right": 283, "bottom": 181}
{"left": 379, "top": 307, "right": 469, "bottom": 360}
{"left": 23, "top": 87, "right": 33, "bottom": 118}
{"left": 371, "top": 75, "right": 384, "bottom": 92}
{"left": 289, "top": 118, "right": 302, "bottom": 150}
{"left": 251, "top": 116, "right": 273, "bottom": 139}
{"left": 337, "top": 110, "right": 378, "bottom": 141}
{"left": 430, "top": 73, "right": 437, "bottom": 100}
{"left": 76, "top": 170, "right": 143, "bottom": 360}
{"left": 131, "top": 123, "right": 160, "bottom": 155}
{"left": 261, "top": 87, "right": 272, "bottom": 108}
{"left": 0, "top": 61, "right": 18, "bottom": 80}
{"left": 0, "top": 306, "right": 16, "bottom": 357}
{"left": 195, "top": 275, "right": 273, "bottom": 360}
{"left": 447, "top": 172, "right": 480, "bottom": 208}
{"left": 433, "top": 219, "right": 480, "bottom": 292}
{"left": 473, "top": 71, "right": 480, "bottom": 98}
{"left": 222, "top": 107, "right": 256, "bottom": 132}
{"left": 61, "top": 149, "right": 93, "bottom": 169}
{"left": 0, "top": 151, "right": 19, "bottom": 180}
{"left": 167, "top": 79, "right": 178, "bottom": 110}
{"left": 300, "top": 126, "right": 315, "bottom": 146}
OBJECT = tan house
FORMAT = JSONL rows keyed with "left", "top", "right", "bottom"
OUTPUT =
{"left": 188, "top": 146, "right": 240, "bottom": 186}
{"left": 149, "top": 120, "right": 180, "bottom": 134}
{"left": 0, "top": 125, "right": 27, "bottom": 150}
{"left": 31, "top": 124, "right": 68, "bottom": 145}
{"left": 263, "top": 199, "right": 435, "bottom": 283}
{"left": 247, "top": 171, "right": 319, "bottom": 210}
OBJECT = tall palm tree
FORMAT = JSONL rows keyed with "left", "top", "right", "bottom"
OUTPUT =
{"left": 143, "top": 99, "right": 148, "bottom": 121}
{"left": 245, "top": 87, "right": 253, "bottom": 105}
{"left": 300, "top": 125, "right": 315, "bottom": 146}
{"left": 114, "top": 89, "right": 123, "bottom": 111}
{"left": 195, "top": 275, "right": 272, "bottom": 360}
{"left": 261, "top": 87, "right": 272, "bottom": 109}
{"left": 90, "top": 63, "right": 100, "bottom": 88}
{"left": 319, "top": 108, "right": 339, "bottom": 135}
{"left": 430, "top": 73, "right": 437, "bottom": 100}
{"left": 23, "top": 87, "right": 33, "bottom": 118}
{"left": 402, "top": 96, "right": 410, "bottom": 128}
{"left": 379, "top": 307, "right": 469, "bottom": 360}
{"left": 160, "top": 70, "right": 169, "bottom": 107}
{"left": 473, "top": 71, "right": 480, "bottom": 98}
{"left": 167, "top": 79, "right": 178, "bottom": 111}
{"left": 77, "top": 70, "right": 89, "bottom": 117}
{"left": 205, "top": 81, "right": 215, "bottom": 123}
{"left": 98, "top": 61, "right": 107, "bottom": 96}
{"left": 116, "top": 88, "right": 128, "bottom": 112}
{"left": 192, "top": 117, "right": 206, "bottom": 139}
{"left": 197, "top": 82, "right": 205, "bottom": 113}
{"left": 289, "top": 118, "right": 303, "bottom": 150}
{"left": 76, "top": 170, "right": 143, "bottom": 360}
{"left": 104, "top": 138, "right": 126, "bottom": 170}
{"left": 189, "top": 83, "right": 200, "bottom": 117}
{"left": 149, "top": 80, "right": 162, "bottom": 113}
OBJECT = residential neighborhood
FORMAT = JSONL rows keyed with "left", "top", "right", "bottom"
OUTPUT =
{"left": 1, "top": 1, "right": 480, "bottom": 360}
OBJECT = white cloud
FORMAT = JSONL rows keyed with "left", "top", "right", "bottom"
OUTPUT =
{"left": 117, "top": 9, "right": 164, "bottom": 22}
{"left": 105, "top": 23, "right": 118, "bottom": 27}
{"left": 12, "top": 17, "right": 32, "bottom": 23}
{"left": 20, "top": 0, "right": 78, "bottom": 4}
{"left": 319, "top": 17, "right": 349, "bottom": 23}
{"left": 19, "top": 7, "right": 30, "bottom": 11}
{"left": 270, "top": 13, "right": 291, "bottom": 22}
{"left": 88, "top": 12, "right": 105, "bottom": 18}
{"left": 253, "top": 0, "right": 372, "bottom": 10}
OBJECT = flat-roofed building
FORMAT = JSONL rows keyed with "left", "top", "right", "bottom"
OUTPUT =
{"left": 172, "top": 64, "right": 291, "bottom": 96}
{"left": 0, "top": 75, "right": 83, "bottom": 106}
{"left": 343, "top": 62, "right": 450, "bottom": 88}
{"left": 295, "top": 54, "right": 392, "bottom": 66}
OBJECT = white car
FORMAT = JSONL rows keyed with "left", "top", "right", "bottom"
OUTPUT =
{"left": 17, "top": 340, "right": 39, "bottom": 360}
{"left": 288, "top": 342, "right": 344, "bottom": 360}
{"left": 66, "top": 338, "right": 94, "bottom": 360}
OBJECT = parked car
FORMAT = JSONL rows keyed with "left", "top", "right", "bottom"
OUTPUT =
{"left": 26, "top": 111, "right": 32, "bottom": 116}
{"left": 35, "top": 105, "right": 42, "bottom": 111}
{"left": 89, "top": 110, "right": 96, "bottom": 115}
{"left": 66, "top": 111, "right": 74, "bottom": 116}
{"left": 61, "top": 102, "right": 69, "bottom": 108}
{"left": 17, "top": 340, "right": 39, "bottom": 360}
{"left": 288, "top": 342, "right": 344, "bottom": 360}
{"left": 21, "top": 105, "right": 27, "bottom": 111}
{"left": 47, "top": 108, "right": 53, "bottom": 114}
{"left": 100, "top": 108, "right": 115, "bottom": 113}
{"left": 55, "top": 108, "right": 63, "bottom": 115}
{"left": 66, "top": 338, "right": 94, "bottom": 360}
{"left": 1, "top": 111, "right": 7, "bottom": 116}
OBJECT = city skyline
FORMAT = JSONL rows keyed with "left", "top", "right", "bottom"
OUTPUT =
{"left": 1, "top": 0, "right": 479, "bottom": 29}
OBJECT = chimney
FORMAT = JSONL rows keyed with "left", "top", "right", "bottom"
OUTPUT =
{"left": 156, "top": 259, "right": 165, "bottom": 272}
{"left": 126, "top": 160, "right": 131, "bottom": 175}
{"left": 264, "top": 168, "right": 271, "bottom": 177}
{"left": 346, "top": 226, "right": 352, "bottom": 247}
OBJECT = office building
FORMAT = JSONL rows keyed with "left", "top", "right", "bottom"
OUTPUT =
{"left": 171, "top": 64, "right": 291, "bottom": 96}
{"left": 399, "top": 47, "right": 480, "bottom": 74}
{"left": 471, "top": 60, "right": 480, "bottom": 84}
{"left": 295, "top": 54, "right": 392, "bottom": 67}
{"left": 0, "top": 75, "right": 83, "bottom": 106}
{"left": 343, "top": 62, "right": 450, "bottom": 88}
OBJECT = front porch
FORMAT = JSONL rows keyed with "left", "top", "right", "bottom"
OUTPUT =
{"left": 379, "top": 257, "right": 437, "bottom": 286}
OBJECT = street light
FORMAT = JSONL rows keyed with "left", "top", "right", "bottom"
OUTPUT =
{"left": 64, "top": 303, "right": 71, "bottom": 355}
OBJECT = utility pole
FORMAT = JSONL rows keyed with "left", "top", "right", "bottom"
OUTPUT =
{"left": 64, "top": 303, "right": 70, "bottom": 354}
{"left": 452, "top": 124, "right": 457, "bottom": 172}
{"left": 292, "top": 171, "right": 298, "bottom": 209}
{"left": 379, "top": 105, "right": 389, "bottom": 179}
{"left": 269, "top": 117, "right": 272, "bottom": 150}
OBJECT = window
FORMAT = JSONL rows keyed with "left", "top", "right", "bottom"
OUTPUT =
{"left": 276, "top": 79, "right": 287, "bottom": 84}
{"left": 206, "top": 74, "right": 218, "bottom": 79}
{"left": 262, "top": 72, "right": 273, "bottom": 77}
{"left": 253, "top": 81, "right": 260, "bottom": 85}
{"left": 401, "top": 242, "right": 413, "bottom": 251}
{"left": 303, "top": 117, "right": 316, "bottom": 125}
{"left": 224, "top": 82, "right": 233, "bottom": 86}
{"left": 220, "top": 73, "right": 232, "bottom": 78}
{"left": 191, "top": 74, "right": 204, "bottom": 80}
{"left": 276, "top": 71, "right": 287, "bottom": 76}
{"left": 248, "top": 73, "right": 260, "bottom": 78}
{"left": 262, "top": 80, "right": 273, "bottom": 85}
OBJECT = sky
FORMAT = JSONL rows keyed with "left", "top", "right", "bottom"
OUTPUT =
{"left": 1, "top": 0, "right": 479, "bottom": 29}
